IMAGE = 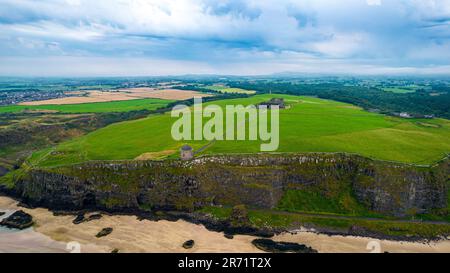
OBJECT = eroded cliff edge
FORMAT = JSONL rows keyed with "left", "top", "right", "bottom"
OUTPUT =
{"left": 2, "top": 154, "right": 449, "bottom": 217}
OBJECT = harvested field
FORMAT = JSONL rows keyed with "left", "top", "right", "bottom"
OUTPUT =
{"left": 19, "top": 88, "right": 210, "bottom": 106}
{"left": 119, "top": 88, "right": 211, "bottom": 100}
{"left": 135, "top": 150, "right": 177, "bottom": 160}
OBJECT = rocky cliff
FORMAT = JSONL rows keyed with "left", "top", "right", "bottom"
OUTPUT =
{"left": 5, "top": 154, "right": 450, "bottom": 217}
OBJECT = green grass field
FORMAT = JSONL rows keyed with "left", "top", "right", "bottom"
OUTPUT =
{"left": 30, "top": 94, "right": 450, "bottom": 167}
{"left": 0, "top": 98, "right": 173, "bottom": 114}
{"left": 382, "top": 87, "right": 418, "bottom": 94}
{"left": 277, "top": 189, "right": 373, "bottom": 217}
{"left": 206, "top": 85, "right": 256, "bottom": 94}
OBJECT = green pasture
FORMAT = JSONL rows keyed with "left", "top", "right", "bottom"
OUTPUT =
{"left": 29, "top": 94, "right": 450, "bottom": 167}
{"left": 382, "top": 87, "right": 418, "bottom": 94}
{"left": 206, "top": 85, "right": 256, "bottom": 94}
{"left": 0, "top": 98, "right": 173, "bottom": 114}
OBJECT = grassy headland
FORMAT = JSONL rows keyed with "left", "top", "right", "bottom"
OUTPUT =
{"left": 28, "top": 94, "right": 450, "bottom": 167}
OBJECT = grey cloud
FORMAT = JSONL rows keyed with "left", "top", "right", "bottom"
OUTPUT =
{"left": 0, "top": 0, "right": 449, "bottom": 75}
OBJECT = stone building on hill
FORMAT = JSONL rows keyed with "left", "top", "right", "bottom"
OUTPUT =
{"left": 180, "top": 145, "right": 194, "bottom": 160}
{"left": 258, "top": 98, "right": 286, "bottom": 109}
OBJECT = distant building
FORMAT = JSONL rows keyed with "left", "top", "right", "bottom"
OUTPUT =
{"left": 399, "top": 112, "right": 412, "bottom": 118}
{"left": 259, "top": 98, "right": 286, "bottom": 109}
{"left": 180, "top": 145, "right": 194, "bottom": 160}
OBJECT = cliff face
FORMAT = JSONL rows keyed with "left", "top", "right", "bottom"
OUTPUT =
{"left": 352, "top": 159, "right": 449, "bottom": 215}
{"left": 10, "top": 154, "right": 450, "bottom": 216}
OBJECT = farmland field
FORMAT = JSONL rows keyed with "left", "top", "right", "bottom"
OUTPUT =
{"left": 206, "top": 85, "right": 256, "bottom": 94}
{"left": 30, "top": 94, "right": 450, "bottom": 167}
{"left": 382, "top": 87, "right": 418, "bottom": 94}
{"left": 0, "top": 98, "right": 173, "bottom": 114}
{"left": 19, "top": 88, "right": 209, "bottom": 106}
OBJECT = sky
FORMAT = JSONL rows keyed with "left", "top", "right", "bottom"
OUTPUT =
{"left": 0, "top": 0, "right": 450, "bottom": 76}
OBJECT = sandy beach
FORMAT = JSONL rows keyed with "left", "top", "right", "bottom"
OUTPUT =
{"left": 273, "top": 230, "right": 450, "bottom": 253}
{"left": 0, "top": 196, "right": 260, "bottom": 253}
{"left": 1, "top": 196, "right": 450, "bottom": 253}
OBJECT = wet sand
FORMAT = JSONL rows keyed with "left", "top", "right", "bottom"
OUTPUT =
{"left": 1, "top": 196, "right": 450, "bottom": 253}
{"left": 0, "top": 209, "right": 67, "bottom": 253}
{"left": 273, "top": 229, "right": 450, "bottom": 253}
{"left": 0, "top": 199, "right": 106, "bottom": 253}
{"left": 0, "top": 197, "right": 260, "bottom": 253}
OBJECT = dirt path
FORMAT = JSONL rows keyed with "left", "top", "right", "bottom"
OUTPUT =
{"left": 271, "top": 210, "right": 450, "bottom": 226}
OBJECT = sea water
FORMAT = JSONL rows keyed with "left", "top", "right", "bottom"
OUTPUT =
{"left": 0, "top": 209, "right": 67, "bottom": 253}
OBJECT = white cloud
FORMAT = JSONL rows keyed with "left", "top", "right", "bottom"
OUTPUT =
{"left": 366, "top": 0, "right": 381, "bottom": 6}
{"left": 307, "top": 32, "right": 370, "bottom": 58}
{"left": 1, "top": 55, "right": 450, "bottom": 77}
{"left": 3, "top": 21, "right": 106, "bottom": 42}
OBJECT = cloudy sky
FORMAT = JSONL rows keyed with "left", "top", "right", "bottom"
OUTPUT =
{"left": 1, "top": 0, "right": 450, "bottom": 76}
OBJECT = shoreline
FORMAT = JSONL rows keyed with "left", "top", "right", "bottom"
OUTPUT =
{"left": 2, "top": 189, "right": 449, "bottom": 244}
{"left": 1, "top": 196, "right": 450, "bottom": 253}
{"left": 0, "top": 196, "right": 262, "bottom": 253}
{"left": 0, "top": 206, "right": 106, "bottom": 253}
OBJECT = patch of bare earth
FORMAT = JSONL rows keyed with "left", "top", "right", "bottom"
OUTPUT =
{"left": 135, "top": 150, "right": 177, "bottom": 160}
{"left": 22, "top": 109, "right": 59, "bottom": 114}
{"left": 19, "top": 88, "right": 211, "bottom": 106}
